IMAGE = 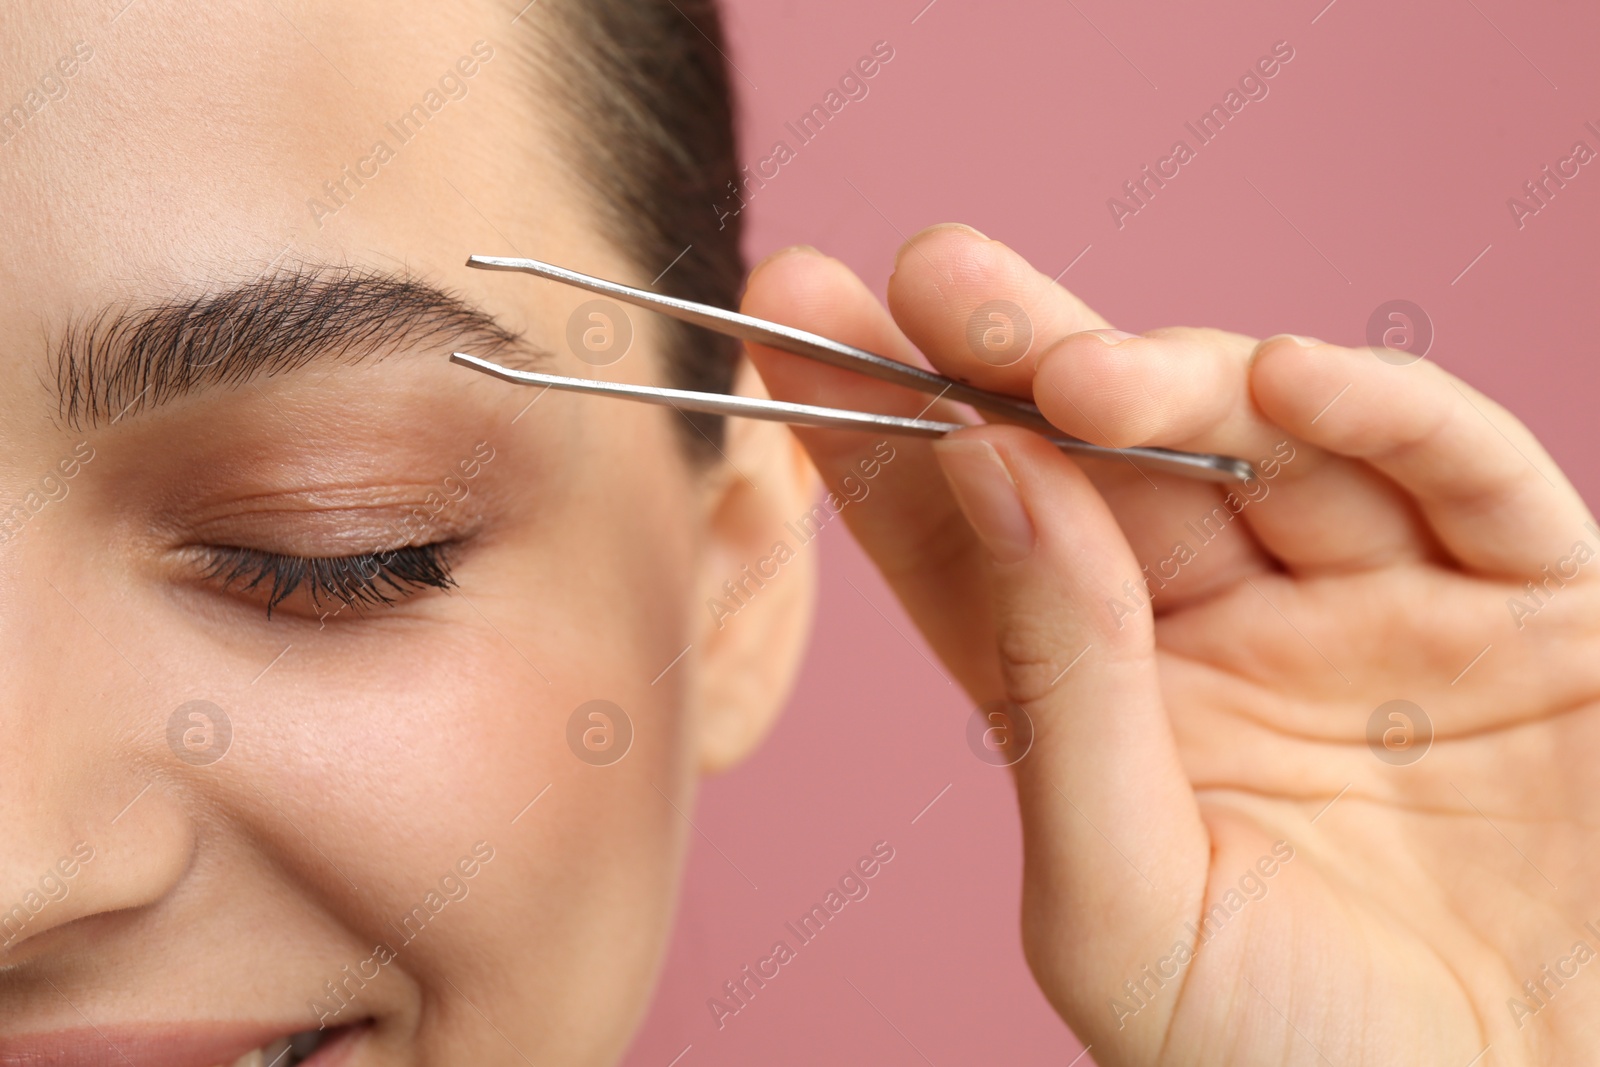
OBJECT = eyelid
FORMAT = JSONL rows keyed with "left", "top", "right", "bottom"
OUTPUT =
{"left": 170, "top": 496, "right": 481, "bottom": 570}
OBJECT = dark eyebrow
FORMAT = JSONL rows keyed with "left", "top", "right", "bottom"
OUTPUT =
{"left": 52, "top": 264, "right": 532, "bottom": 428}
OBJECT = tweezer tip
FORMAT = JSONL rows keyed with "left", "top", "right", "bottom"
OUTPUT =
{"left": 466, "top": 254, "right": 534, "bottom": 272}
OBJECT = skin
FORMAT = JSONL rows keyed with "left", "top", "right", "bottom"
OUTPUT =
{"left": 743, "top": 229, "right": 1600, "bottom": 1065}
{"left": 0, "top": 2, "right": 816, "bottom": 1065}
{"left": 6, "top": 2, "right": 1596, "bottom": 1064}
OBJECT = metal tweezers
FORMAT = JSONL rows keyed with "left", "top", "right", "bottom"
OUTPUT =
{"left": 449, "top": 255, "right": 1254, "bottom": 483}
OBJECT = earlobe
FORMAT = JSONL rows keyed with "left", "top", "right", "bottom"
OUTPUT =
{"left": 689, "top": 362, "right": 820, "bottom": 775}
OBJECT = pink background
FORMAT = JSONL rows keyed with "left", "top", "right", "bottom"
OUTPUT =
{"left": 624, "top": 0, "right": 1600, "bottom": 1063}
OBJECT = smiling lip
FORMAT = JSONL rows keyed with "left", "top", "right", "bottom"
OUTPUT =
{"left": 0, "top": 1021, "right": 362, "bottom": 1067}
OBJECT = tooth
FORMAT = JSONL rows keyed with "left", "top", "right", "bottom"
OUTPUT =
{"left": 231, "top": 1049, "right": 265, "bottom": 1067}
{"left": 258, "top": 1037, "right": 295, "bottom": 1067}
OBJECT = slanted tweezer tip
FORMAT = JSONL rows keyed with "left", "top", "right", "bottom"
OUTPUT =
{"left": 452, "top": 350, "right": 508, "bottom": 371}
{"left": 466, "top": 254, "right": 530, "bottom": 272}
{"left": 451, "top": 350, "right": 512, "bottom": 377}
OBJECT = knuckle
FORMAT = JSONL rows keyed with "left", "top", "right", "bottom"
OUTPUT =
{"left": 994, "top": 589, "right": 1151, "bottom": 704}
{"left": 995, "top": 611, "right": 1073, "bottom": 705}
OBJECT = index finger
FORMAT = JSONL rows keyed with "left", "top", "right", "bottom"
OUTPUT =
{"left": 887, "top": 224, "right": 1111, "bottom": 397}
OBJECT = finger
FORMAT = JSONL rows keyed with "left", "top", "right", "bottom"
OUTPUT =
{"left": 883, "top": 228, "right": 1442, "bottom": 577}
{"left": 1034, "top": 326, "right": 1262, "bottom": 452}
{"left": 931, "top": 423, "right": 1208, "bottom": 1053}
{"left": 1086, "top": 471, "right": 1281, "bottom": 612}
{"left": 1252, "top": 337, "right": 1596, "bottom": 578}
{"left": 1033, "top": 327, "right": 1444, "bottom": 576}
{"left": 885, "top": 225, "right": 1111, "bottom": 396}
{"left": 878, "top": 228, "right": 1413, "bottom": 586}
{"left": 883, "top": 232, "right": 1293, "bottom": 591}
{"left": 739, "top": 245, "right": 1002, "bottom": 695}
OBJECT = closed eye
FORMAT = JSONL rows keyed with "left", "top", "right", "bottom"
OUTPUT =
{"left": 199, "top": 542, "right": 457, "bottom": 618}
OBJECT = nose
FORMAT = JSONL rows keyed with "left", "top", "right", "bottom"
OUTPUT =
{"left": 0, "top": 575, "right": 195, "bottom": 960}
{"left": 0, "top": 766, "right": 195, "bottom": 959}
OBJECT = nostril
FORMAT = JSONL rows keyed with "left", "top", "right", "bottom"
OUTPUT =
{"left": 0, "top": 839, "right": 96, "bottom": 952}
{"left": 1, "top": 781, "right": 194, "bottom": 960}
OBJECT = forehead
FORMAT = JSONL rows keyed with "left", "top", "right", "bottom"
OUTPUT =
{"left": 0, "top": 1, "right": 577, "bottom": 341}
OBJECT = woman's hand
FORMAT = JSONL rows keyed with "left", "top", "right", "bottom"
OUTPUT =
{"left": 740, "top": 226, "right": 1600, "bottom": 1065}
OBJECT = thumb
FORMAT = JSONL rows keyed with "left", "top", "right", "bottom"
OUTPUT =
{"left": 932, "top": 425, "right": 1209, "bottom": 1050}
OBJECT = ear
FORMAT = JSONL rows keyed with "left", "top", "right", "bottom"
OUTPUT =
{"left": 688, "top": 359, "right": 819, "bottom": 775}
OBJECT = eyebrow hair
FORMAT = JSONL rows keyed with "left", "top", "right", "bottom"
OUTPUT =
{"left": 52, "top": 265, "right": 531, "bottom": 428}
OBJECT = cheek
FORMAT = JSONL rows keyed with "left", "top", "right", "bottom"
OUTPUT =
{"left": 216, "top": 411, "right": 705, "bottom": 1053}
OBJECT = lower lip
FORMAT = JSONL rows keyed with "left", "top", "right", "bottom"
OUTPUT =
{"left": 0, "top": 1021, "right": 368, "bottom": 1067}
{"left": 303, "top": 1023, "right": 365, "bottom": 1066}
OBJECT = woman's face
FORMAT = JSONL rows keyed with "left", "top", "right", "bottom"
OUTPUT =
{"left": 0, "top": 2, "right": 813, "bottom": 1064}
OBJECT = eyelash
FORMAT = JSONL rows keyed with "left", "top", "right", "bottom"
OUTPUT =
{"left": 200, "top": 543, "right": 456, "bottom": 617}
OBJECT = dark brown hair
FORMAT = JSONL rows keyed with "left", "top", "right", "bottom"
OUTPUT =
{"left": 528, "top": 0, "right": 743, "bottom": 457}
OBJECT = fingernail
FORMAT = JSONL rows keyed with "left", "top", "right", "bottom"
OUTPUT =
{"left": 933, "top": 438, "right": 1036, "bottom": 565}
{"left": 753, "top": 244, "right": 822, "bottom": 272}
{"left": 895, "top": 224, "right": 989, "bottom": 275}
{"left": 922, "top": 221, "right": 989, "bottom": 240}
{"left": 1086, "top": 329, "right": 1138, "bottom": 346}
{"left": 1287, "top": 334, "right": 1321, "bottom": 348}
